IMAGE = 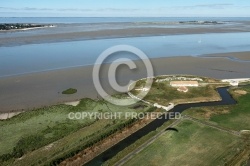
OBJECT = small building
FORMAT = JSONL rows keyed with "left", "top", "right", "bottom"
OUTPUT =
{"left": 177, "top": 86, "right": 188, "bottom": 93}
{"left": 153, "top": 103, "right": 174, "bottom": 111}
{"left": 170, "top": 81, "right": 199, "bottom": 87}
{"left": 229, "top": 81, "right": 239, "bottom": 86}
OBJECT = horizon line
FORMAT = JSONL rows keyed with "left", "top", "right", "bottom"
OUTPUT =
{"left": 1, "top": 16, "right": 250, "bottom": 18}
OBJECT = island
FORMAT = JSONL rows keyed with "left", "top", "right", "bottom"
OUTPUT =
{"left": 0, "top": 23, "right": 54, "bottom": 31}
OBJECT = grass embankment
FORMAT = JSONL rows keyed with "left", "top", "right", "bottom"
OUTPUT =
{"left": 0, "top": 98, "right": 150, "bottom": 166}
{"left": 123, "top": 120, "right": 242, "bottom": 166}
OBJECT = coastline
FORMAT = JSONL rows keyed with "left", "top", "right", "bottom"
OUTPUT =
{"left": 0, "top": 52, "right": 250, "bottom": 113}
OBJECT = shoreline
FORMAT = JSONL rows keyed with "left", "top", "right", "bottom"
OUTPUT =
{"left": 1, "top": 52, "right": 250, "bottom": 113}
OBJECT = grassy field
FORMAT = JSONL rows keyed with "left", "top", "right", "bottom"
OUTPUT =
{"left": 183, "top": 85, "right": 250, "bottom": 130}
{"left": 104, "top": 85, "right": 250, "bottom": 166}
{"left": 123, "top": 120, "right": 243, "bottom": 166}
{"left": 0, "top": 98, "right": 150, "bottom": 165}
{"left": 131, "top": 75, "right": 224, "bottom": 105}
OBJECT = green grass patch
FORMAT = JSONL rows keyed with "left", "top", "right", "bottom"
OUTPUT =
{"left": 184, "top": 86, "right": 250, "bottom": 131}
{"left": 131, "top": 75, "right": 222, "bottom": 105}
{"left": 62, "top": 88, "right": 77, "bottom": 94}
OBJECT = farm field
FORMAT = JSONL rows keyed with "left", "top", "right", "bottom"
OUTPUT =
{"left": 123, "top": 120, "right": 243, "bottom": 166}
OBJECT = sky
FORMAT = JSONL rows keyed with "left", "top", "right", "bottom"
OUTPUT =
{"left": 0, "top": 0, "right": 250, "bottom": 17}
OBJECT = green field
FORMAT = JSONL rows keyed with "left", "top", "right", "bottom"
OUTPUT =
{"left": 0, "top": 98, "right": 150, "bottom": 165}
{"left": 105, "top": 85, "right": 250, "bottom": 165}
{"left": 123, "top": 120, "right": 243, "bottom": 166}
{"left": 184, "top": 86, "right": 250, "bottom": 130}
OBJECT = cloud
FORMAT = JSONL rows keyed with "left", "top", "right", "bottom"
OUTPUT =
{"left": 98, "top": 8, "right": 139, "bottom": 12}
{"left": 56, "top": 8, "right": 93, "bottom": 12}
{"left": 0, "top": 6, "right": 88, "bottom": 12}
{"left": 0, "top": 6, "right": 140, "bottom": 13}
{"left": 0, "top": 7, "right": 18, "bottom": 10}
{"left": 195, "top": 4, "right": 234, "bottom": 8}
{"left": 173, "top": 3, "right": 235, "bottom": 9}
{"left": 23, "top": 7, "right": 53, "bottom": 11}
{"left": 0, "top": 7, "right": 53, "bottom": 11}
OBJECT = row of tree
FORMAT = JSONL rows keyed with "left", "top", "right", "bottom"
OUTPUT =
{"left": 49, "top": 118, "right": 138, "bottom": 165}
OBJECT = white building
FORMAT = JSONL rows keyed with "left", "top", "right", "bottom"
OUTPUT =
{"left": 153, "top": 103, "right": 174, "bottom": 111}
{"left": 221, "top": 78, "right": 250, "bottom": 86}
{"left": 170, "top": 81, "right": 199, "bottom": 87}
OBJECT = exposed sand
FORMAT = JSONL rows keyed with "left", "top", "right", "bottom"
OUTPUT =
{"left": 64, "top": 101, "right": 80, "bottom": 106}
{"left": 0, "top": 111, "right": 22, "bottom": 120}
{"left": 1, "top": 21, "right": 250, "bottom": 47}
{"left": 0, "top": 52, "right": 250, "bottom": 113}
{"left": 234, "top": 90, "right": 247, "bottom": 95}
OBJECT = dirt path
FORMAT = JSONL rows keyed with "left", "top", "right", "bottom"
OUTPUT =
{"left": 183, "top": 115, "right": 241, "bottom": 137}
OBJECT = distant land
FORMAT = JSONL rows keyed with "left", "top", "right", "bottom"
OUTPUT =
{"left": 0, "top": 23, "right": 54, "bottom": 31}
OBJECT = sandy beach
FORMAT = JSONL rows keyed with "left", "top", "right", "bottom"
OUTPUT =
{"left": 0, "top": 52, "right": 250, "bottom": 113}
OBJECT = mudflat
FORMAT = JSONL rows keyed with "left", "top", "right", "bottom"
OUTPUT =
{"left": 1, "top": 21, "right": 250, "bottom": 47}
{"left": 202, "top": 52, "right": 250, "bottom": 61}
{"left": 0, "top": 53, "right": 249, "bottom": 112}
